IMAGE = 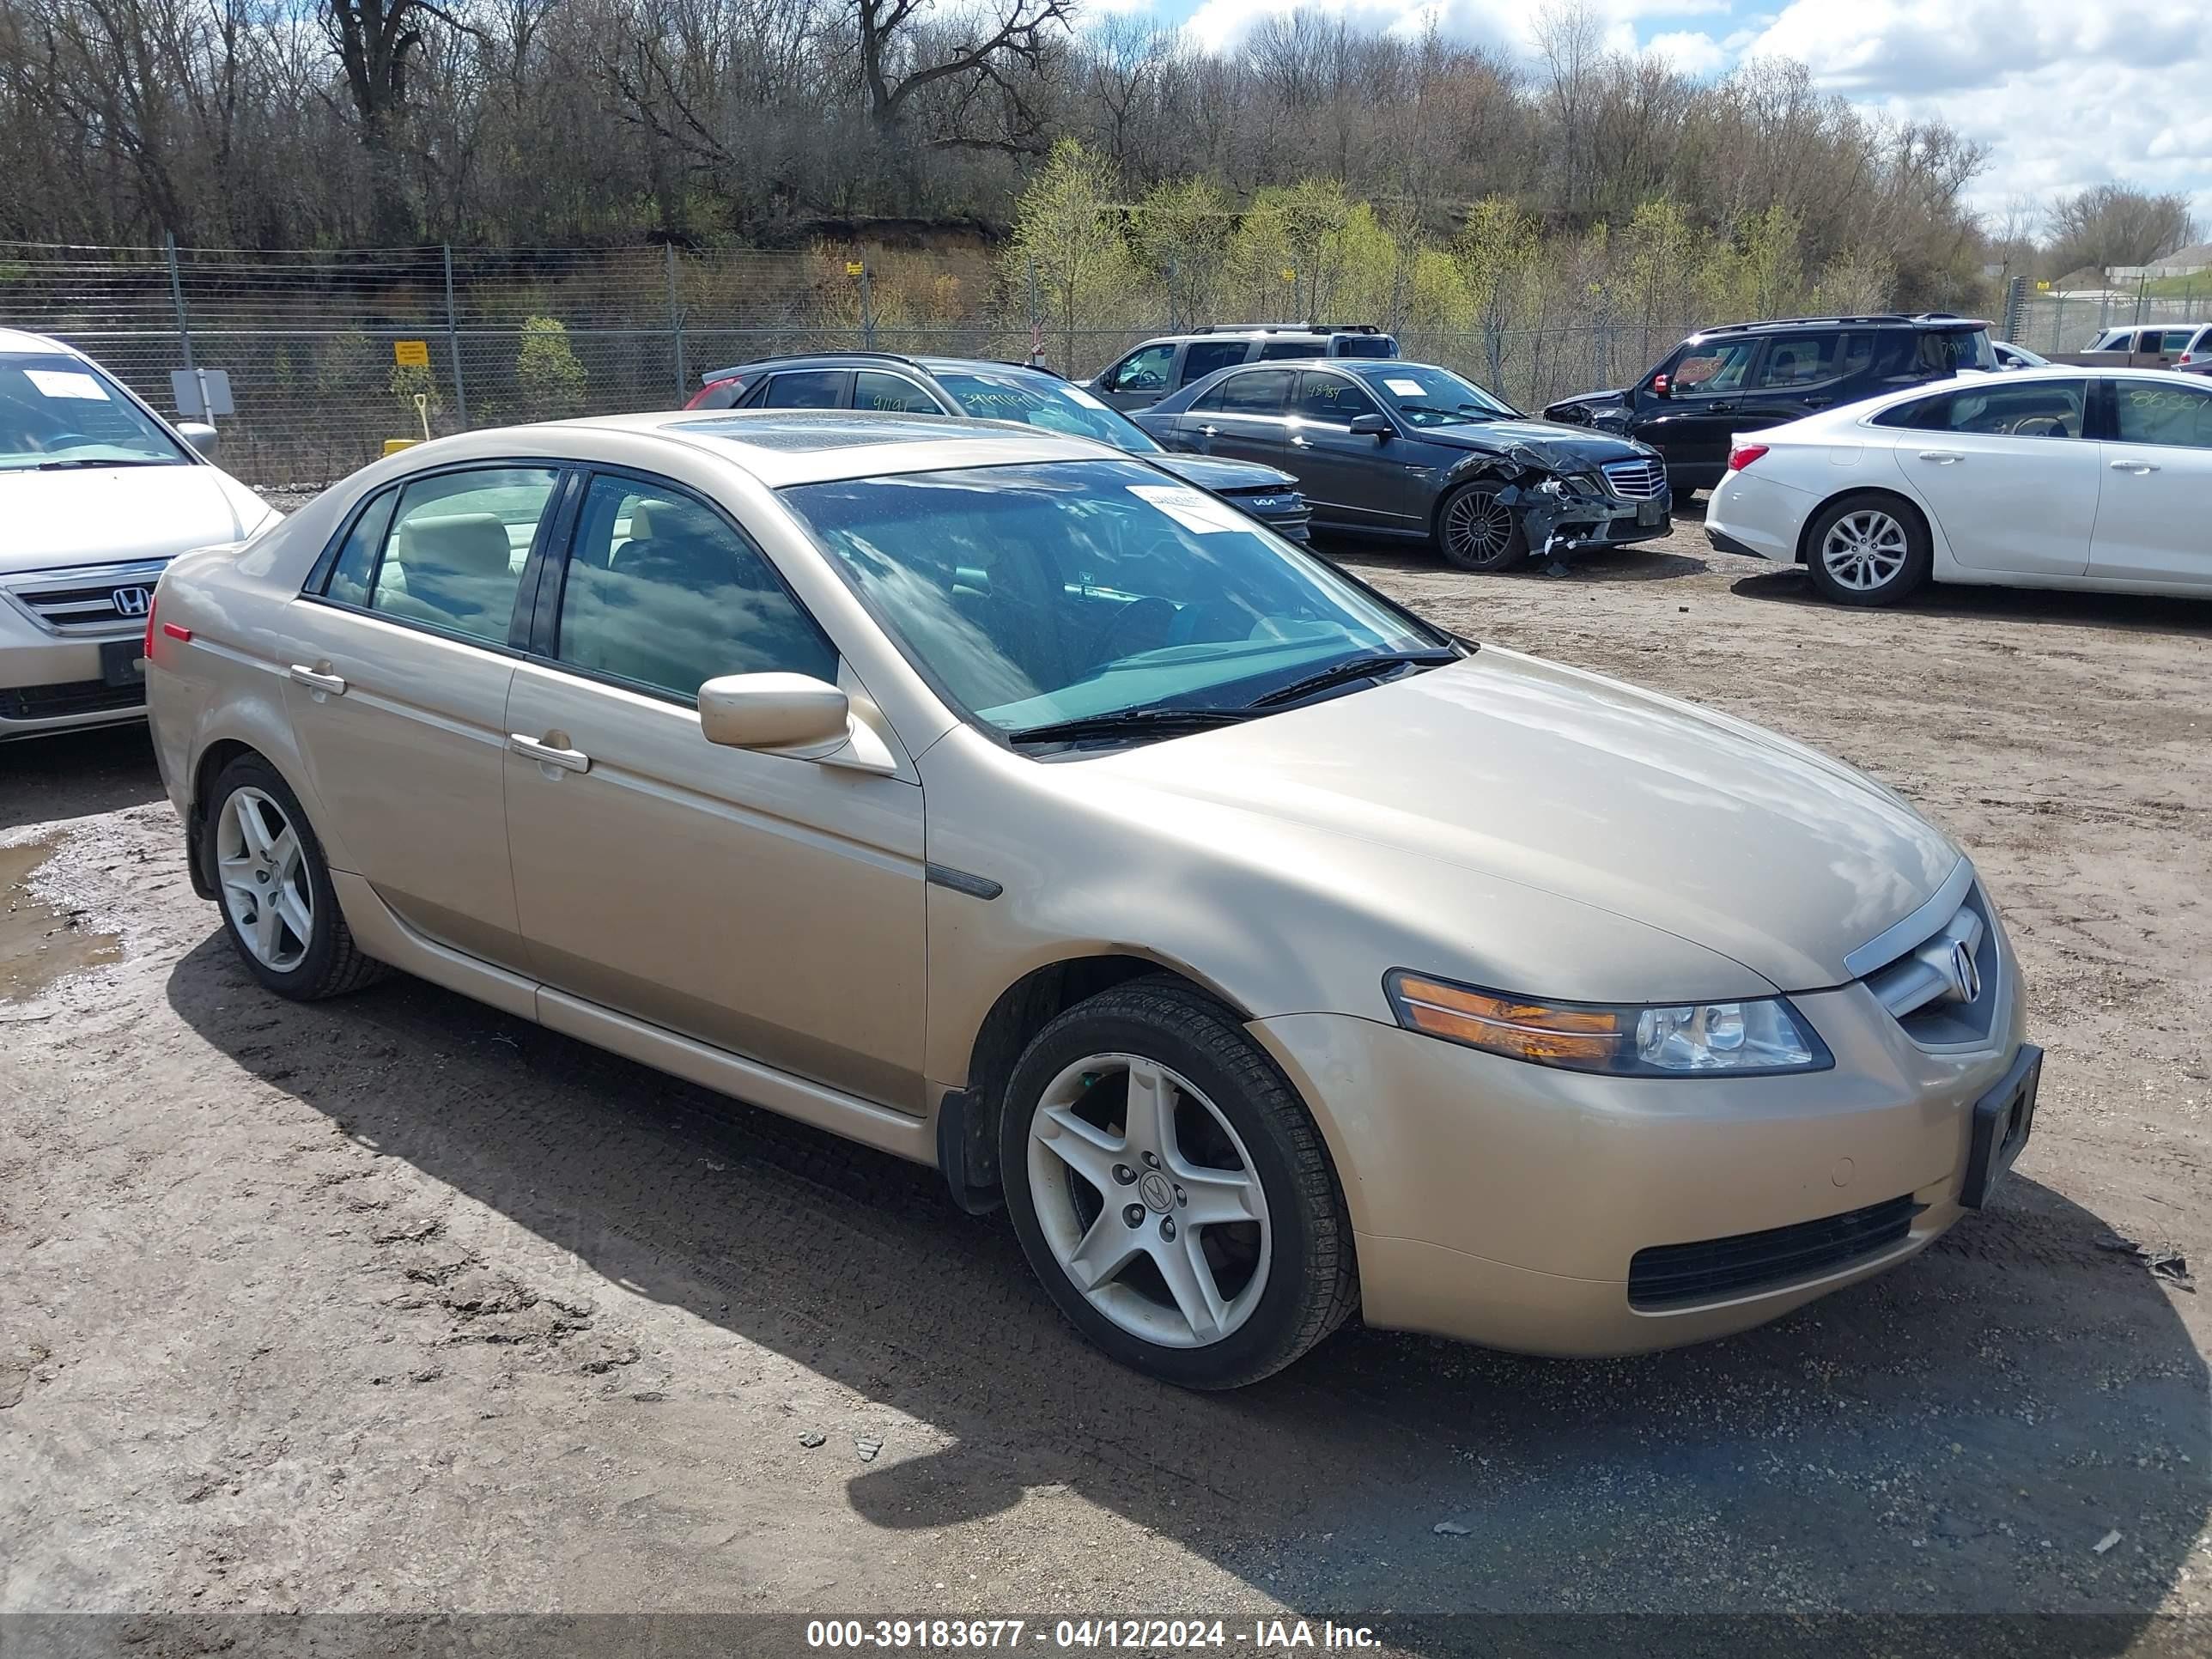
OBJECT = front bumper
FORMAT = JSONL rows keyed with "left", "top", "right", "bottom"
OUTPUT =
{"left": 1251, "top": 965, "right": 2028, "bottom": 1356}
{"left": 0, "top": 605, "right": 149, "bottom": 740}
{"left": 1229, "top": 496, "right": 1313, "bottom": 543}
{"left": 1531, "top": 482, "right": 1672, "bottom": 551}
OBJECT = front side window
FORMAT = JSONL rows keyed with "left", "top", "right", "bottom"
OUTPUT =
{"left": 1364, "top": 366, "right": 1516, "bottom": 428}
{"left": 556, "top": 475, "right": 837, "bottom": 697}
{"left": 760, "top": 370, "right": 847, "bottom": 409}
{"left": 2111, "top": 380, "right": 2212, "bottom": 449}
{"left": 0, "top": 351, "right": 190, "bottom": 471}
{"left": 781, "top": 459, "right": 1440, "bottom": 738}
{"left": 1668, "top": 339, "right": 1759, "bottom": 392}
{"left": 934, "top": 368, "right": 1161, "bottom": 453}
{"left": 1294, "top": 373, "right": 1380, "bottom": 425}
{"left": 1109, "top": 344, "right": 1176, "bottom": 393}
{"left": 854, "top": 371, "right": 939, "bottom": 414}
{"left": 368, "top": 466, "right": 558, "bottom": 642}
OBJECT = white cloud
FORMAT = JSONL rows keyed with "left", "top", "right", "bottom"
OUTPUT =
{"left": 1645, "top": 28, "right": 1728, "bottom": 76}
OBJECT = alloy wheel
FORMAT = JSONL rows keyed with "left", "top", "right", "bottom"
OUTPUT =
{"left": 1442, "top": 489, "right": 1516, "bottom": 563}
{"left": 216, "top": 786, "right": 314, "bottom": 972}
{"left": 1024, "top": 1053, "right": 1272, "bottom": 1349}
{"left": 1820, "top": 508, "right": 1910, "bottom": 592}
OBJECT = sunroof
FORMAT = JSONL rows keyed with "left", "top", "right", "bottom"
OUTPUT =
{"left": 672, "top": 413, "right": 980, "bottom": 451}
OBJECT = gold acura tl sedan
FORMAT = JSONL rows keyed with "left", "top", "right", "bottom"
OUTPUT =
{"left": 145, "top": 411, "right": 2039, "bottom": 1389}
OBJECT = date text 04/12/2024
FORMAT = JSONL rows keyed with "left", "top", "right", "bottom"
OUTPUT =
{"left": 805, "top": 1620, "right": 1382, "bottom": 1650}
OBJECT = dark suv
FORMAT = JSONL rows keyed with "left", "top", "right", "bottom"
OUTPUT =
{"left": 1543, "top": 314, "right": 1997, "bottom": 493}
{"left": 682, "top": 352, "right": 1313, "bottom": 540}
{"left": 1085, "top": 325, "right": 1399, "bottom": 412}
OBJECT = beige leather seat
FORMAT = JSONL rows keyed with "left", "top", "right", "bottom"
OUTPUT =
{"left": 378, "top": 512, "right": 516, "bottom": 632}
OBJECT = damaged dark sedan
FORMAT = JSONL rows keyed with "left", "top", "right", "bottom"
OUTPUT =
{"left": 1133, "top": 359, "right": 1671, "bottom": 571}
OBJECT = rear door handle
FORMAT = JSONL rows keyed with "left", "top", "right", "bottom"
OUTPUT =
{"left": 508, "top": 732, "right": 590, "bottom": 773}
{"left": 287, "top": 663, "right": 347, "bottom": 696}
{"left": 1917, "top": 450, "right": 1963, "bottom": 464}
{"left": 2110, "top": 459, "right": 2160, "bottom": 474}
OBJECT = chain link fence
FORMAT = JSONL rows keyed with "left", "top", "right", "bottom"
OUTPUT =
{"left": 4, "top": 239, "right": 1695, "bottom": 489}
{"left": 2006, "top": 289, "right": 2212, "bottom": 356}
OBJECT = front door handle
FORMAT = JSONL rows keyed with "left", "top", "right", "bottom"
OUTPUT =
{"left": 1289, "top": 434, "right": 1310, "bottom": 448}
{"left": 508, "top": 732, "right": 590, "bottom": 773}
{"left": 2110, "top": 459, "right": 2160, "bottom": 474}
{"left": 1198, "top": 424, "right": 1219, "bottom": 438}
{"left": 1705, "top": 401, "right": 1736, "bottom": 413}
{"left": 287, "top": 663, "right": 347, "bottom": 696}
{"left": 1917, "top": 450, "right": 1963, "bottom": 465}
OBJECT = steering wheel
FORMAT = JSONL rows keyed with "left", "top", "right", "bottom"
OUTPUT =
{"left": 1089, "top": 596, "right": 1177, "bottom": 667}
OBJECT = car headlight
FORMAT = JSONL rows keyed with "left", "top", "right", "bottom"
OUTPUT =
{"left": 1383, "top": 970, "right": 1832, "bottom": 1077}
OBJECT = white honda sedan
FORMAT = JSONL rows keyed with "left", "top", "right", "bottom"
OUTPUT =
{"left": 1, "top": 328, "right": 278, "bottom": 740}
{"left": 1705, "top": 367, "right": 2212, "bottom": 606}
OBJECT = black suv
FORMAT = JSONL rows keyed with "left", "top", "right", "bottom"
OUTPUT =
{"left": 1085, "top": 324, "right": 1399, "bottom": 412}
{"left": 1543, "top": 314, "right": 1997, "bottom": 493}
{"left": 683, "top": 352, "right": 1313, "bottom": 540}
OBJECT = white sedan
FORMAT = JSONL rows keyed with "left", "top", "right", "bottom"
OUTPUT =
{"left": 1, "top": 328, "right": 279, "bottom": 739}
{"left": 1705, "top": 367, "right": 2212, "bottom": 606}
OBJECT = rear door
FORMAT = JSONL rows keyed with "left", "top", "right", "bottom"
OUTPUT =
{"left": 1182, "top": 368, "right": 1297, "bottom": 468}
{"left": 1176, "top": 338, "right": 1250, "bottom": 392}
{"left": 286, "top": 463, "right": 565, "bottom": 969}
{"left": 1876, "top": 379, "right": 2100, "bottom": 576}
{"left": 2088, "top": 377, "right": 2212, "bottom": 587}
{"left": 1732, "top": 330, "right": 1873, "bottom": 428}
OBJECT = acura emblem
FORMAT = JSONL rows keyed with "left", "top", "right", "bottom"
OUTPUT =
{"left": 112, "top": 586, "right": 152, "bottom": 617}
{"left": 1948, "top": 939, "right": 1981, "bottom": 1003}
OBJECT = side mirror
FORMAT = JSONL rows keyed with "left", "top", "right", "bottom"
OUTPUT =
{"left": 698, "top": 672, "right": 850, "bottom": 752}
{"left": 1650, "top": 374, "right": 1671, "bottom": 399}
{"left": 177, "top": 420, "right": 219, "bottom": 458}
{"left": 1348, "top": 412, "right": 1393, "bottom": 438}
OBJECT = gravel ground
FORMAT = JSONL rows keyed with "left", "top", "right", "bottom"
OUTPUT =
{"left": 2, "top": 507, "right": 2208, "bottom": 1654}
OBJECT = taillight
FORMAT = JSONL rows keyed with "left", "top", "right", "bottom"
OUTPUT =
{"left": 2181, "top": 352, "right": 2197, "bottom": 366}
{"left": 1727, "top": 443, "right": 1769, "bottom": 471}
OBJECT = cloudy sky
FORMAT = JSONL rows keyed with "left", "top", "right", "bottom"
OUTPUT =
{"left": 1119, "top": 0, "right": 2212, "bottom": 234}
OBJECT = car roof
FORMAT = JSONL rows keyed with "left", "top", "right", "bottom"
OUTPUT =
{"left": 405, "top": 408, "right": 1120, "bottom": 488}
{"left": 0, "top": 327, "right": 74, "bottom": 356}
{"left": 700, "top": 352, "right": 1058, "bottom": 386}
{"left": 1826, "top": 363, "right": 2193, "bottom": 414}
{"left": 1687, "top": 313, "right": 1989, "bottom": 342}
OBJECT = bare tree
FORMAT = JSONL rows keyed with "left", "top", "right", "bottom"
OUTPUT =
{"left": 2045, "top": 182, "right": 2199, "bottom": 276}
{"left": 854, "top": 0, "right": 1071, "bottom": 150}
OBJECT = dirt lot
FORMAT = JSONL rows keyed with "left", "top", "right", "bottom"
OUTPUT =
{"left": 3, "top": 508, "right": 2209, "bottom": 1653}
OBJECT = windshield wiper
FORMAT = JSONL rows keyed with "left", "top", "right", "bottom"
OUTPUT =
{"left": 1006, "top": 706, "right": 1255, "bottom": 746}
{"left": 32, "top": 456, "right": 173, "bottom": 471}
{"left": 1247, "top": 649, "right": 1462, "bottom": 709}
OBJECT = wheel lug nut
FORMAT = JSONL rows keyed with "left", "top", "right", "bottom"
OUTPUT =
{"left": 1159, "top": 1218, "right": 1176, "bottom": 1240}
{"left": 1123, "top": 1204, "right": 1145, "bottom": 1228}
{"left": 1173, "top": 1184, "right": 1186, "bottom": 1206}
{"left": 1112, "top": 1164, "right": 1135, "bottom": 1185}
{"left": 1141, "top": 1151, "right": 1160, "bottom": 1169}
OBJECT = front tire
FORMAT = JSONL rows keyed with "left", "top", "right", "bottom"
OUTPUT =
{"left": 1436, "top": 483, "right": 1530, "bottom": 572}
{"left": 204, "top": 754, "right": 386, "bottom": 1000}
{"left": 1805, "top": 493, "right": 1931, "bottom": 606}
{"left": 1000, "top": 978, "right": 1358, "bottom": 1389}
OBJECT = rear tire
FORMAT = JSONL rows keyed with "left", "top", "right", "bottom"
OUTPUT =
{"left": 204, "top": 754, "right": 386, "bottom": 1000}
{"left": 1435, "top": 483, "right": 1529, "bottom": 573}
{"left": 1000, "top": 977, "right": 1358, "bottom": 1389}
{"left": 1804, "top": 493, "right": 1931, "bottom": 607}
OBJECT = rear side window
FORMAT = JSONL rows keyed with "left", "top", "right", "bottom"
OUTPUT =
{"left": 760, "top": 370, "right": 847, "bottom": 410}
{"left": 323, "top": 488, "right": 398, "bottom": 605}
{"left": 1754, "top": 332, "right": 1844, "bottom": 387}
{"left": 2112, "top": 380, "right": 2212, "bottom": 449}
{"left": 854, "top": 371, "right": 939, "bottom": 413}
{"left": 556, "top": 474, "right": 837, "bottom": 698}
{"left": 1334, "top": 335, "right": 1398, "bottom": 358}
{"left": 1873, "top": 381, "right": 2087, "bottom": 437}
{"left": 1180, "top": 341, "right": 1249, "bottom": 384}
{"left": 368, "top": 466, "right": 559, "bottom": 643}
{"left": 1258, "top": 338, "right": 1325, "bottom": 361}
{"left": 1203, "top": 368, "right": 1295, "bottom": 415}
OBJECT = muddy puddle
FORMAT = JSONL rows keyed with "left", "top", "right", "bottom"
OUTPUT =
{"left": 0, "top": 835, "right": 123, "bottom": 1003}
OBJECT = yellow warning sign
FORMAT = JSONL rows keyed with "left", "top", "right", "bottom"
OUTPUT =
{"left": 392, "top": 339, "right": 430, "bottom": 368}
{"left": 846, "top": 261, "right": 865, "bottom": 277}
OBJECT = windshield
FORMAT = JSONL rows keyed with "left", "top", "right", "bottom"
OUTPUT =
{"left": 932, "top": 369, "right": 1162, "bottom": 453}
{"left": 1361, "top": 366, "right": 1518, "bottom": 428}
{"left": 781, "top": 459, "right": 1442, "bottom": 741}
{"left": 0, "top": 352, "right": 189, "bottom": 471}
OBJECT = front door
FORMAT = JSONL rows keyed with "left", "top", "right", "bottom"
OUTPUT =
{"left": 284, "top": 463, "right": 563, "bottom": 967}
{"left": 2089, "top": 377, "right": 2212, "bottom": 587}
{"left": 1285, "top": 369, "right": 1409, "bottom": 528}
{"left": 1095, "top": 343, "right": 1178, "bottom": 411}
{"left": 1881, "top": 378, "right": 2099, "bottom": 576}
{"left": 501, "top": 471, "right": 929, "bottom": 1111}
{"left": 1637, "top": 337, "right": 1764, "bottom": 487}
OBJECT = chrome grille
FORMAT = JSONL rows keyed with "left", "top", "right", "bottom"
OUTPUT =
{"left": 1601, "top": 458, "right": 1667, "bottom": 500}
{"left": 0, "top": 560, "right": 169, "bottom": 635}
{"left": 1852, "top": 876, "right": 2000, "bottom": 1048}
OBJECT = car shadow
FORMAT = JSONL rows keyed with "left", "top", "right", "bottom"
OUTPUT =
{"left": 0, "top": 724, "right": 167, "bottom": 831}
{"left": 161, "top": 939, "right": 2207, "bottom": 1638}
{"left": 1730, "top": 568, "right": 2212, "bottom": 638}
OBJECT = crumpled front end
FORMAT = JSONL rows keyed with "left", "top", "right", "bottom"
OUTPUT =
{"left": 1481, "top": 449, "right": 1673, "bottom": 553}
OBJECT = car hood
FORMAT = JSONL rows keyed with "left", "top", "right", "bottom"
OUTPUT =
{"left": 0, "top": 464, "right": 275, "bottom": 574}
{"left": 1149, "top": 453, "right": 1299, "bottom": 494}
{"left": 1422, "top": 418, "right": 1650, "bottom": 468}
{"left": 1091, "top": 647, "right": 1958, "bottom": 993}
